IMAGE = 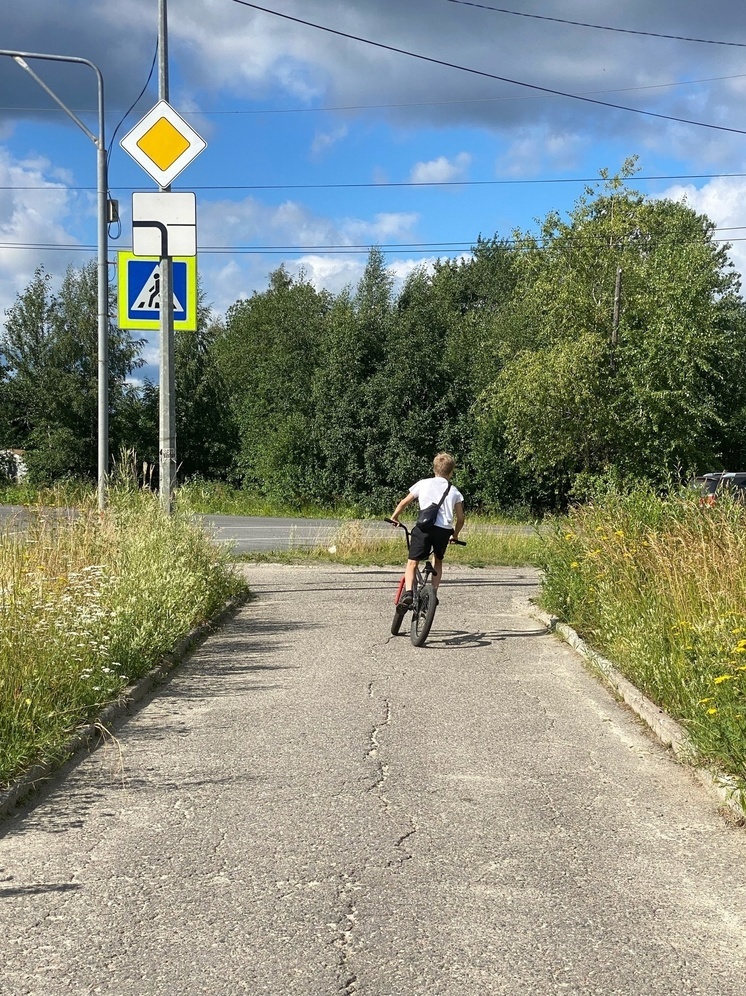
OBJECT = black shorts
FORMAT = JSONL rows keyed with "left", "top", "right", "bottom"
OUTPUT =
{"left": 409, "top": 524, "right": 453, "bottom": 562}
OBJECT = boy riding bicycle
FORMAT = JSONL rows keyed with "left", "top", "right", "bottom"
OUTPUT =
{"left": 389, "top": 452, "right": 465, "bottom": 608}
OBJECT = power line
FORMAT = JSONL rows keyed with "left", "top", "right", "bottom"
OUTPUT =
{"left": 445, "top": 0, "right": 746, "bottom": 48}
{"left": 4, "top": 231, "right": 746, "bottom": 255}
{"left": 5, "top": 172, "right": 746, "bottom": 193}
{"left": 229, "top": 1, "right": 746, "bottom": 136}
{"left": 3, "top": 69, "right": 745, "bottom": 118}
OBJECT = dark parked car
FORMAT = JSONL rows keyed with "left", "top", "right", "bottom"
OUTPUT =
{"left": 691, "top": 472, "right": 746, "bottom": 504}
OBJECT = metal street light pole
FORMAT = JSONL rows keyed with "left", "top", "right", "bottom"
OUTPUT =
{"left": 0, "top": 49, "right": 109, "bottom": 511}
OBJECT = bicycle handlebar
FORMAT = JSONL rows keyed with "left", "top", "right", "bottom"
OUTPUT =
{"left": 384, "top": 518, "right": 466, "bottom": 545}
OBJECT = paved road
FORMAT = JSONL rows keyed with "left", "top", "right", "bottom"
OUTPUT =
{"left": 2, "top": 564, "right": 746, "bottom": 996}
{"left": 197, "top": 515, "right": 534, "bottom": 554}
{"left": 0, "top": 505, "right": 533, "bottom": 554}
{"left": 198, "top": 513, "right": 348, "bottom": 553}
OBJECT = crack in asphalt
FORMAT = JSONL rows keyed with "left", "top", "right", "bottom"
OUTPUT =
{"left": 365, "top": 696, "right": 392, "bottom": 802}
{"left": 389, "top": 821, "right": 418, "bottom": 869}
{"left": 333, "top": 874, "right": 360, "bottom": 995}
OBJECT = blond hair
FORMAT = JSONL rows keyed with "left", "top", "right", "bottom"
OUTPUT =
{"left": 433, "top": 452, "right": 455, "bottom": 476}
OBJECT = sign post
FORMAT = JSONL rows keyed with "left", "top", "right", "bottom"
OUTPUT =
{"left": 119, "top": 0, "right": 205, "bottom": 514}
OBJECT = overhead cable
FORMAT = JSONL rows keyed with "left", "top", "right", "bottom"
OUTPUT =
{"left": 445, "top": 0, "right": 746, "bottom": 48}
{"left": 5, "top": 171, "right": 746, "bottom": 193}
{"left": 229, "top": 1, "right": 746, "bottom": 136}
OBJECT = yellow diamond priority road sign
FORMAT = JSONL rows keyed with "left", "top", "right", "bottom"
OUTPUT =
{"left": 120, "top": 100, "right": 206, "bottom": 187}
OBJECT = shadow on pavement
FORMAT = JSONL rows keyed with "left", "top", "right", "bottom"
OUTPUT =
{"left": 389, "top": 626, "right": 549, "bottom": 649}
{"left": 0, "top": 882, "right": 83, "bottom": 897}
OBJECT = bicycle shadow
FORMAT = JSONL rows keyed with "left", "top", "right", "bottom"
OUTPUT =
{"left": 406, "top": 626, "right": 550, "bottom": 649}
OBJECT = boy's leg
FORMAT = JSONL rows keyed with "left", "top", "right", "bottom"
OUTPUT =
{"left": 430, "top": 528, "right": 452, "bottom": 592}
{"left": 404, "top": 558, "right": 419, "bottom": 592}
{"left": 400, "top": 559, "right": 419, "bottom": 606}
{"left": 432, "top": 556, "right": 443, "bottom": 590}
{"left": 403, "top": 526, "right": 431, "bottom": 604}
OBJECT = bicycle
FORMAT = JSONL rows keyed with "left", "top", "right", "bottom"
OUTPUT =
{"left": 385, "top": 518, "right": 466, "bottom": 647}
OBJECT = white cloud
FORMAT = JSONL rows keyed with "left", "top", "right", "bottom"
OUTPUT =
{"left": 194, "top": 196, "right": 422, "bottom": 314}
{"left": 343, "top": 212, "right": 420, "bottom": 243}
{"left": 286, "top": 255, "right": 365, "bottom": 296}
{"left": 660, "top": 177, "right": 746, "bottom": 283}
{"left": 496, "top": 128, "right": 585, "bottom": 178}
{"left": 410, "top": 153, "right": 471, "bottom": 184}
{"left": 0, "top": 147, "right": 85, "bottom": 318}
{"left": 311, "top": 125, "right": 348, "bottom": 158}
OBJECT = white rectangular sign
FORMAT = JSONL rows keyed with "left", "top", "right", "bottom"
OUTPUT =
{"left": 132, "top": 191, "right": 197, "bottom": 257}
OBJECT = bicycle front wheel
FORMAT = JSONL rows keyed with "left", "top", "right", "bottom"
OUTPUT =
{"left": 391, "top": 603, "right": 407, "bottom": 635}
{"left": 410, "top": 584, "right": 437, "bottom": 647}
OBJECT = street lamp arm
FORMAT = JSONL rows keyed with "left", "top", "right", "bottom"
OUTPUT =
{"left": 0, "top": 49, "right": 104, "bottom": 151}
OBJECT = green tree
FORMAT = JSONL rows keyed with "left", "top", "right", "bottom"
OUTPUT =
{"left": 175, "top": 288, "right": 237, "bottom": 481}
{"left": 217, "top": 266, "right": 330, "bottom": 502}
{"left": 0, "top": 262, "right": 142, "bottom": 483}
{"left": 482, "top": 165, "right": 746, "bottom": 503}
{"left": 312, "top": 247, "right": 396, "bottom": 506}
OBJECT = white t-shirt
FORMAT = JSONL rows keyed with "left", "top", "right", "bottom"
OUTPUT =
{"left": 409, "top": 477, "right": 464, "bottom": 529}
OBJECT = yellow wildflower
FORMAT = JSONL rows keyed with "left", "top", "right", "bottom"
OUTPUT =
{"left": 708, "top": 708, "right": 718, "bottom": 715}
{"left": 714, "top": 675, "right": 734, "bottom": 684}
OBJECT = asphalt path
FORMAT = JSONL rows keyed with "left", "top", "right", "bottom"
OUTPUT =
{"left": 2, "top": 563, "right": 746, "bottom": 995}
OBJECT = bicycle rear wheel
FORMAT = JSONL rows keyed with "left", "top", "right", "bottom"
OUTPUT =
{"left": 410, "top": 584, "right": 437, "bottom": 647}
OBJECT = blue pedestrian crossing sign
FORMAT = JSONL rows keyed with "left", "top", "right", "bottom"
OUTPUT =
{"left": 117, "top": 252, "right": 197, "bottom": 331}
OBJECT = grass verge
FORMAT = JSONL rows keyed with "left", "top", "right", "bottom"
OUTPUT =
{"left": 241, "top": 519, "right": 544, "bottom": 568}
{"left": 0, "top": 489, "right": 246, "bottom": 788}
{"left": 539, "top": 487, "right": 746, "bottom": 797}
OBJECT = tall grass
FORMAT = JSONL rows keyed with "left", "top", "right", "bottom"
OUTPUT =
{"left": 0, "top": 479, "right": 93, "bottom": 508}
{"left": 0, "top": 490, "right": 246, "bottom": 787}
{"left": 540, "top": 487, "right": 746, "bottom": 790}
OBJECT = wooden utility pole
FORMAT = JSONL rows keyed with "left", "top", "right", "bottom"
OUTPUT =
{"left": 610, "top": 266, "right": 622, "bottom": 373}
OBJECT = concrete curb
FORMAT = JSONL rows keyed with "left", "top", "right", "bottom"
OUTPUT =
{"left": 531, "top": 608, "right": 746, "bottom": 823}
{"left": 0, "top": 590, "right": 250, "bottom": 820}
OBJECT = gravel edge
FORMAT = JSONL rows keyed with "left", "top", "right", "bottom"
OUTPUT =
{"left": 531, "top": 608, "right": 746, "bottom": 824}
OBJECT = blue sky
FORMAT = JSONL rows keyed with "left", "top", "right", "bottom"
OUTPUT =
{"left": 3, "top": 1, "right": 746, "bottom": 381}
